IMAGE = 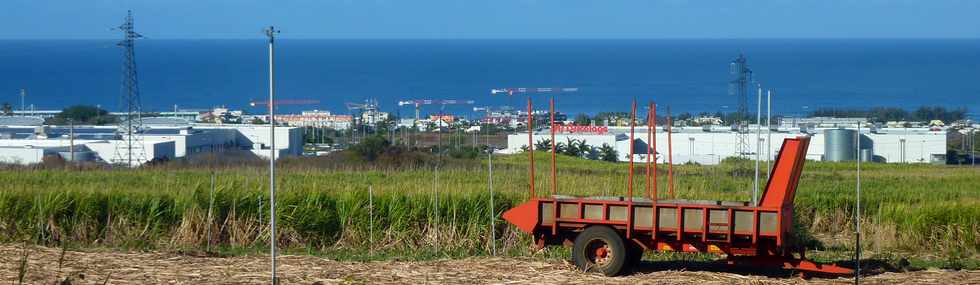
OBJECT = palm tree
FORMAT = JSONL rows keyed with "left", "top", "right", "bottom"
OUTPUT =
{"left": 534, "top": 139, "right": 552, "bottom": 151}
{"left": 1, "top": 102, "right": 11, "bottom": 116}
{"left": 599, "top": 143, "right": 618, "bottom": 162}
{"left": 564, "top": 138, "right": 590, "bottom": 157}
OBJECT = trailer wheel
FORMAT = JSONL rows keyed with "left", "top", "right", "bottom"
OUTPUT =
{"left": 572, "top": 226, "right": 627, "bottom": 276}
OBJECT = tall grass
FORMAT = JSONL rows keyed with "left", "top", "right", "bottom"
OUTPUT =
{"left": 0, "top": 153, "right": 977, "bottom": 262}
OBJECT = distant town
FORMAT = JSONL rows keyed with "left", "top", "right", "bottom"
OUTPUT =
{"left": 0, "top": 98, "right": 976, "bottom": 167}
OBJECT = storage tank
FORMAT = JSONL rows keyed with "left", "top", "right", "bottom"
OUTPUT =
{"left": 58, "top": 151, "right": 97, "bottom": 162}
{"left": 859, "top": 148, "right": 873, "bottom": 163}
{"left": 824, "top": 129, "right": 857, "bottom": 161}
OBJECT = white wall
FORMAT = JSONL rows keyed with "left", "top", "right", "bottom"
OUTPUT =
{"left": 0, "top": 147, "right": 45, "bottom": 164}
{"left": 224, "top": 126, "right": 303, "bottom": 157}
{"left": 506, "top": 133, "right": 617, "bottom": 154}
{"left": 505, "top": 128, "right": 948, "bottom": 165}
{"left": 83, "top": 140, "right": 175, "bottom": 166}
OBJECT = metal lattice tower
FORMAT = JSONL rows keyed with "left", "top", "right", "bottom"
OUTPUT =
{"left": 113, "top": 10, "right": 147, "bottom": 167}
{"left": 729, "top": 54, "right": 753, "bottom": 157}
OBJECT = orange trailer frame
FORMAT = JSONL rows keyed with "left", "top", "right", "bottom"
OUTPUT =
{"left": 503, "top": 100, "right": 852, "bottom": 277}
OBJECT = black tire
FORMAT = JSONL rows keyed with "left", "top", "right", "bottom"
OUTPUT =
{"left": 572, "top": 226, "right": 628, "bottom": 276}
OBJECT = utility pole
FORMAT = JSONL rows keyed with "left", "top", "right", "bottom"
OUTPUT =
{"left": 264, "top": 25, "right": 280, "bottom": 285}
{"left": 689, "top": 137, "right": 695, "bottom": 164}
{"left": 19, "top": 89, "right": 26, "bottom": 113}
{"left": 488, "top": 146, "right": 496, "bottom": 256}
{"left": 69, "top": 119, "right": 75, "bottom": 163}
{"left": 855, "top": 122, "right": 862, "bottom": 284}
{"left": 900, "top": 139, "right": 906, "bottom": 163}
{"left": 766, "top": 90, "right": 772, "bottom": 175}
{"left": 971, "top": 129, "right": 976, "bottom": 167}
{"left": 753, "top": 87, "right": 762, "bottom": 206}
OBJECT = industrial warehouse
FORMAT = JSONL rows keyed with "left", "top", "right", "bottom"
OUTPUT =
{"left": 506, "top": 123, "right": 948, "bottom": 164}
{"left": 0, "top": 116, "right": 303, "bottom": 166}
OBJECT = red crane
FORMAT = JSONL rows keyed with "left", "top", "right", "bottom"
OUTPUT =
{"left": 397, "top": 99, "right": 475, "bottom": 124}
{"left": 490, "top": 87, "right": 579, "bottom": 96}
{"left": 248, "top": 99, "right": 320, "bottom": 107}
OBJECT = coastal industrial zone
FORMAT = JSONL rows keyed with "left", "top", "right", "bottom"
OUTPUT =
{"left": 0, "top": 98, "right": 969, "bottom": 167}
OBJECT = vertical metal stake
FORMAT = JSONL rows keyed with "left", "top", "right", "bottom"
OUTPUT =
{"left": 488, "top": 148, "right": 496, "bottom": 256}
{"left": 264, "top": 25, "right": 279, "bottom": 285}
{"left": 369, "top": 185, "right": 374, "bottom": 254}
{"left": 855, "top": 122, "right": 862, "bottom": 284}
{"left": 767, "top": 90, "right": 772, "bottom": 175}
{"left": 207, "top": 171, "right": 216, "bottom": 252}
{"left": 753, "top": 87, "right": 762, "bottom": 206}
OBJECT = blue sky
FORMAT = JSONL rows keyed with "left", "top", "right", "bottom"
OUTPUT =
{"left": 3, "top": 0, "right": 979, "bottom": 39}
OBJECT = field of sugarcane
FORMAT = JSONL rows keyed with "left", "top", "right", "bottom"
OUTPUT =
{"left": 0, "top": 152, "right": 977, "bottom": 269}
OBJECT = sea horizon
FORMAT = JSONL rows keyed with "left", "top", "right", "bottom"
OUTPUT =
{"left": 1, "top": 38, "right": 978, "bottom": 119}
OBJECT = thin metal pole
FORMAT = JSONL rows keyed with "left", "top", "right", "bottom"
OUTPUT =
{"left": 855, "top": 122, "right": 862, "bottom": 284}
{"left": 652, "top": 103, "right": 658, "bottom": 200}
{"left": 264, "top": 25, "right": 279, "bottom": 285}
{"left": 754, "top": 87, "right": 761, "bottom": 206}
{"left": 527, "top": 97, "right": 535, "bottom": 198}
{"left": 20, "top": 89, "right": 26, "bottom": 113}
{"left": 646, "top": 102, "right": 652, "bottom": 199}
{"left": 550, "top": 97, "right": 557, "bottom": 196}
{"left": 689, "top": 137, "right": 694, "bottom": 164}
{"left": 767, "top": 90, "right": 772, "bottom": 175}
{"left": 626, "top": 100, "right": 637, "bottom": 239}
{"left": 488, "top": 147, "right": 496, "bottom": 256}
{"left": 207, "top": 171, "right": 216, "bottom": 252}
{"left": 69, "top": 120, "right": 75, "bottom": 163}
{"left": 667, "top": 107, "right": 674, "bottom": 199}
{"left": 369, "top": 185, "right": 374, "bottom": 254}
{"left": 628, "top": 100, "right": 636, "bottom": 199}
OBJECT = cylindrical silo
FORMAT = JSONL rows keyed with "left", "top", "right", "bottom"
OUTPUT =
{"left": 824, "top": 129, "right": 857, "bottom": 162}
{"left": 859, "top": 148, "right": 873, "bottom": 163}
{"left": 58, "top": 151, "right": 97, "bottom": 162}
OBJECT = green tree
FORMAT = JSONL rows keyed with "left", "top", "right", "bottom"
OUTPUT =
{"left": 46, "top": 105, "right": 117, "bottom": 125}
{"left": 351, "top": 135, "right": 391, "bottom": 161}
{"left": 573, "top": 113, "right": 591, "bottom": 125}
{"left": 562, "top": 138, "right": 591, "bottom": 158}
{"left": 1, "top": 102, "right": 11, "bottom": 116}
{"left": 534, "top": 139, "right": 552, "bottom": 151}
{"left": 598, "top": 143, "right": 618, "bottom": 162}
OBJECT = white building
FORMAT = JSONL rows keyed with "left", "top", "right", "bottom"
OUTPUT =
{"left": 0, "top": 123, "right": 304, "bottom": 166}
{"left": 274, "top": 110, "right": 353, "bottom": 130}
{"left": 506, "top": 126, "right": 948, "bottom": 165}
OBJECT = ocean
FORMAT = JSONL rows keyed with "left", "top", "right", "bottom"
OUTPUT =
{"left": 0, "top": 39, "right": 977, "bottom": 119}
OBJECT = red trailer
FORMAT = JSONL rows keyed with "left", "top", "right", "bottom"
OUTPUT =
{"left": 502, "top": 99, "right": 853, "bottom": 277}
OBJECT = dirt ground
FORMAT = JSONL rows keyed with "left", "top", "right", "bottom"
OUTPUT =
{"left": 2, "top": 245, "right": 978, "bottom": 284}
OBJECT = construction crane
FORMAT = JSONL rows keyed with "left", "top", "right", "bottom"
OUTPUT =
{"left": 343, "top": 99, "right": 383, "bottom": 145}
{"left": 490, "top": 87, "right": 579, "bottom": 96}
{"left": 248, "top": 99, "right": 320, "bottom": 107}
{"left": 473, "top": 106, "right": 515, "bottom": 125}
{"left": 398, "top": 99, "right": 475, "bottom": 124}
{"left": 346, "top": 99, "right": 385, "bottom": 125}
{"left": 472, "top": 106, "right": 513, "bottom": 113}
